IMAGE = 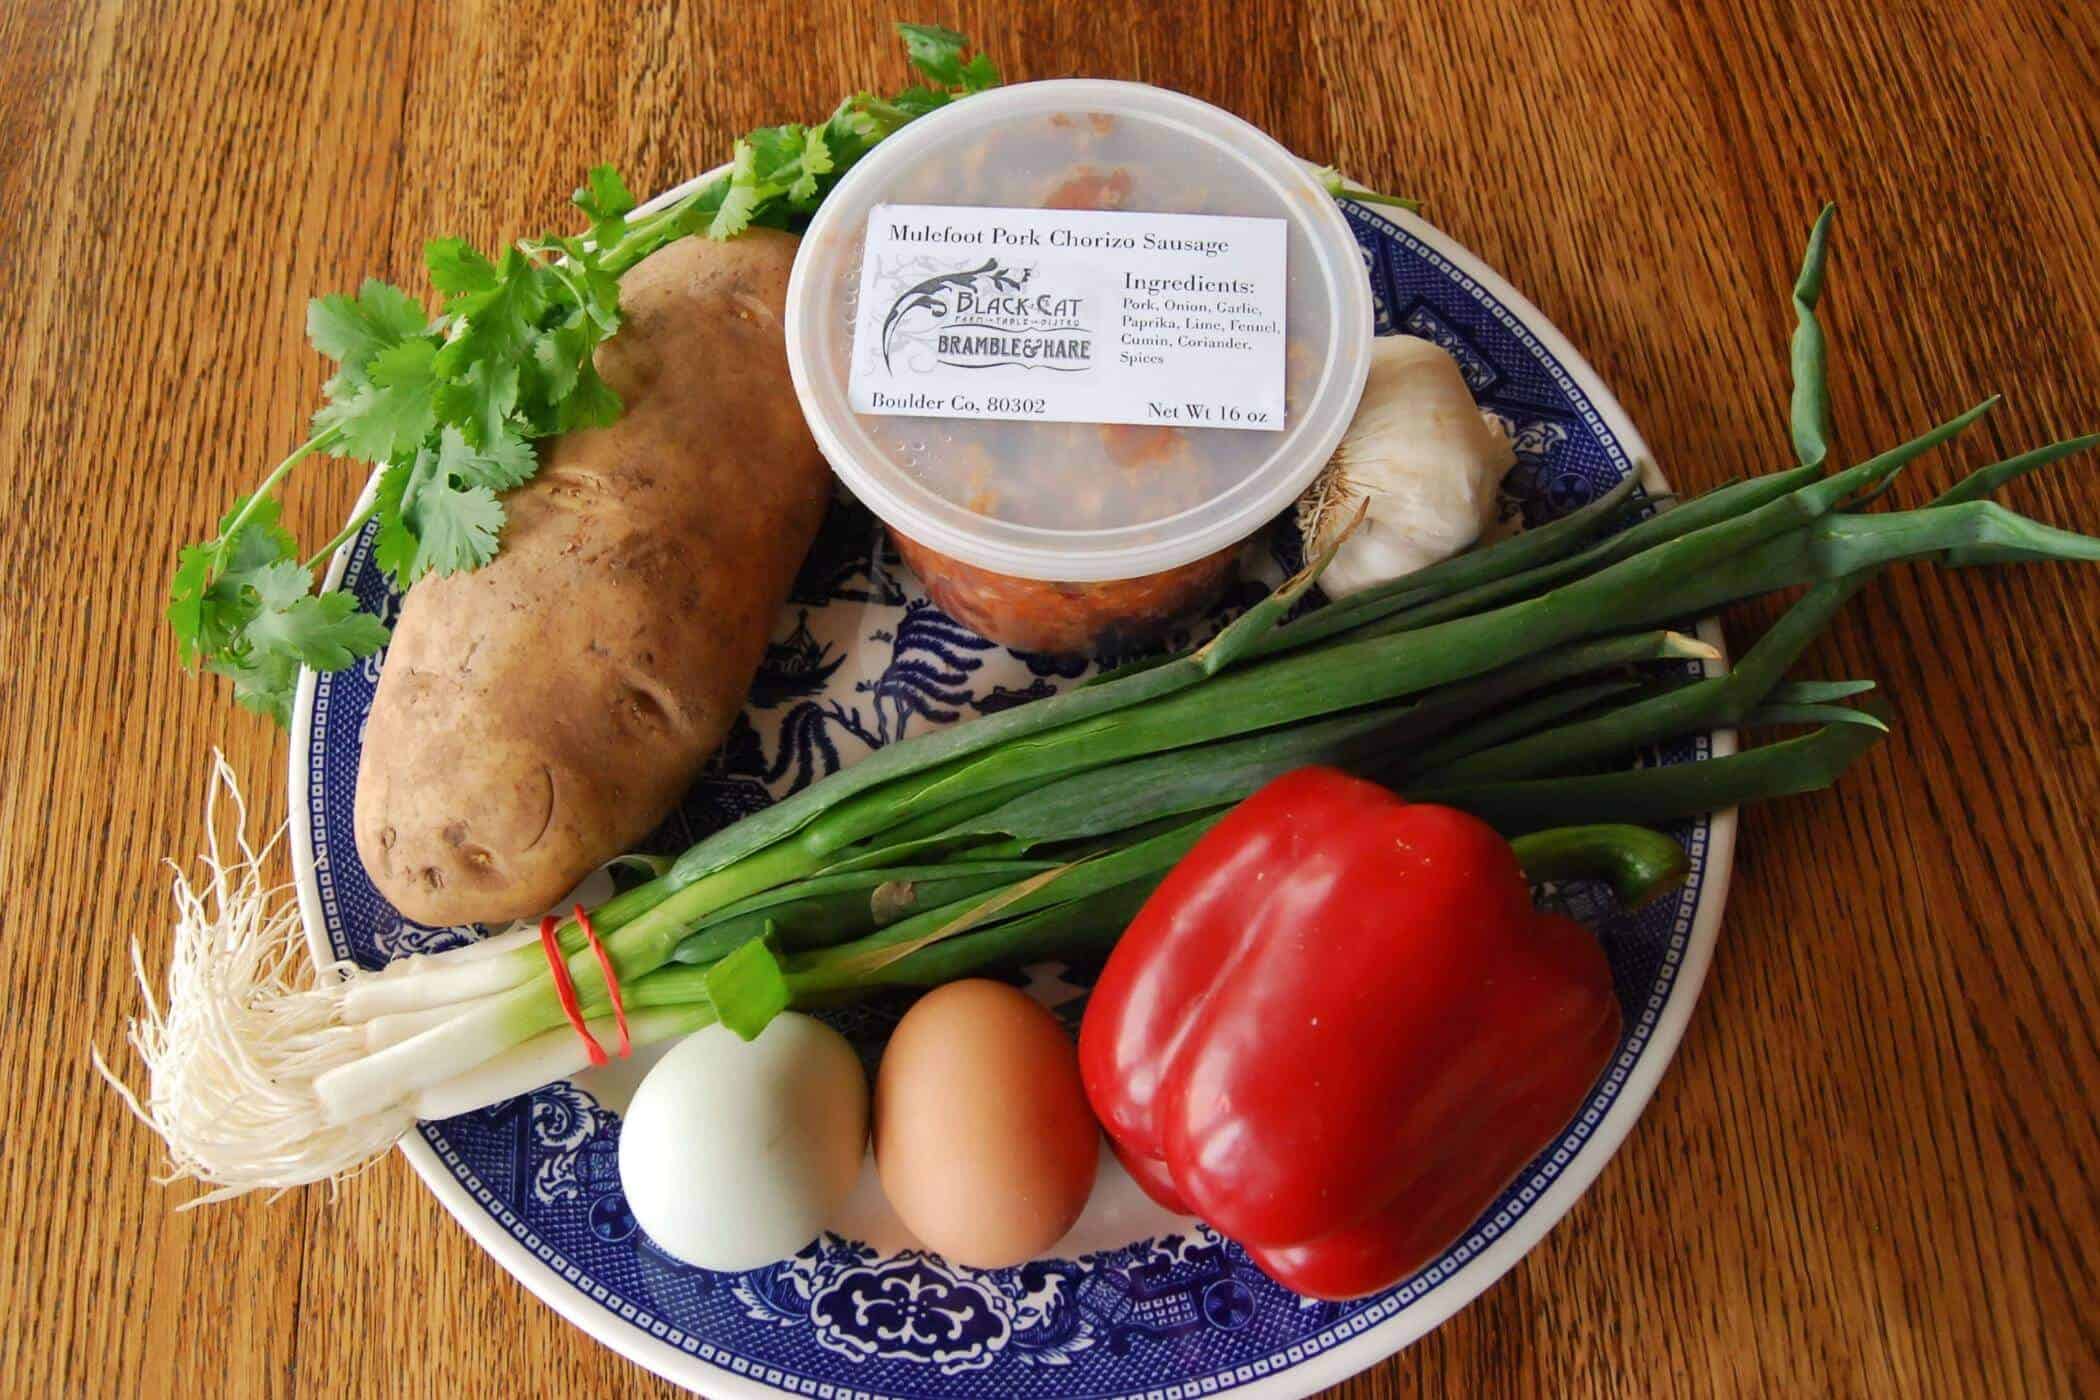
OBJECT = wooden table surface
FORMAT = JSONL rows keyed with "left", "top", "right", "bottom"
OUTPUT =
{"left": 6, "top": 0, "right": 2097, "bottom": 1394}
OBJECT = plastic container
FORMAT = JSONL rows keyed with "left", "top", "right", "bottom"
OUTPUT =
{"left": 786, "top": 79, "right": 1372, "bottom": 654}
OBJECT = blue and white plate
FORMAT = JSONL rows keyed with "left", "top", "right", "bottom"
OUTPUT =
{"left": 291, "top": 179, "right": 1734, "bottom": 1399}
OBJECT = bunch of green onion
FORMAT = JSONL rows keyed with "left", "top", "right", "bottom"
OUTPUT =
{"left": 318, "top": 208, "right": 2100, "bottom": 1133}
{"left": 108, "top": 209, "right": 2100, "bottom": 1197}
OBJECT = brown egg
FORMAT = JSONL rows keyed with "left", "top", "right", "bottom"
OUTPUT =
{"left": 874, "top": 979, "right": 1100, "bottom": 1269}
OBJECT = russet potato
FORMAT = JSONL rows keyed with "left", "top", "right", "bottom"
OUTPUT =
{"left": 354, "top": 229, "right": 828, "bottom": 926}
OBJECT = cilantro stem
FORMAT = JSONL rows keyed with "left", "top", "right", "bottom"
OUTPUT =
{"left": 611, "top": 199, "right": 692, "bottom": 245}
{"left": 853, "top": 96, "right": 918, "bottom": 128}
{"left": 215, "top": 425, "right": 344, "bottom": 572}
{"left": 1313, "top": 165, "right": 1423, "bottom": 214}
{"left": 601, "top": 181, "right": 729, "bottom": 277}
{"left": 536, "top": 256, "right": 593, "bottom": 313}
{"left": 304, "top": 497, "right": 384, "bottom": 571}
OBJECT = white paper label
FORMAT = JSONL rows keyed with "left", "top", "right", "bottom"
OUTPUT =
{"left": 849, "top": 204, "right": 1288, "bottom": 431}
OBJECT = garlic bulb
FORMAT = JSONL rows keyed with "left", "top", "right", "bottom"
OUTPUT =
{"left": 1297, "top": 335, "right": 1516, "bottom": 599}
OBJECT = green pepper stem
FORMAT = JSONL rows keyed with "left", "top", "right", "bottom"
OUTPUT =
{"left": 1510, "top": 824, "right": 1692, "bottom": 910}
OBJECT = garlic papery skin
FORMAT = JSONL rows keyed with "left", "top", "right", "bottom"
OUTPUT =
{"left": 1297, "top": 335, "right": 1516, "bottom": 599}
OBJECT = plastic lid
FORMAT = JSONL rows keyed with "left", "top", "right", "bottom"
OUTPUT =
{"left": 785, "top": 80, "right": 1372, "bottom": 583}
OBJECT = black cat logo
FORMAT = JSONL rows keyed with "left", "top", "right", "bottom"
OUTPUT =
{"left": 879, "top": 259, "right": 1032, "bottom": 370}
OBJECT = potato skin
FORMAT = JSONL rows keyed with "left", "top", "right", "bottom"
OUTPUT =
{"left": 354, "top": 229, "right": 828, "bottom": 926}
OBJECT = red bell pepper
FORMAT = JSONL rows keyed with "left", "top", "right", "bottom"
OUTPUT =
{"left": 1078, "top": 766, "right": 1669, "bottom": 1301}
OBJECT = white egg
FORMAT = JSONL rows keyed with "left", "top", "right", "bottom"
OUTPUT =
{"left": 617, "top": 1014, "right": 868, "bottom": 1272}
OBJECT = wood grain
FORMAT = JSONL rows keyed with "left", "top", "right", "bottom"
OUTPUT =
{"left": 4, "top": 0, "right": 2096, "bottom": 1395}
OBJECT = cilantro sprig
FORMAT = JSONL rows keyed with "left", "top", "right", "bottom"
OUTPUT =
{"left": 170, "top": 23, "right": 1002, "bottom": 726}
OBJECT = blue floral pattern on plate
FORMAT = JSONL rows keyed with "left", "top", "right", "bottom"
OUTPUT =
{"left": 295, "top": 201, "right": 1718, "bottom": 1399}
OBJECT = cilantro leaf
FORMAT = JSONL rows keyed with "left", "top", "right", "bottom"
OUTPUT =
{"left": 403, "top": 477, "right": 506, "bottom": 577}
{"left": 579, "top": 262, "right": 621, "bottom": 332}
{"left": 556, "top": 359, "right": 622, "bottom": 432}
{"left": 369, "top": 459, "right": 418, "bottom": 586}
{"left": 306, "top": 279, "right": 428, "bottom": 373}
{"left": 436, "top": 249, "right": 551, "bottom": 379}
{"left": 745, "top": 124, "right": 806, "bottom": 181}
{"left": 648, "top": 30, "right": 1001, "bottom": 253}
{"left": 438, "top": 424, "right": 536, "bottom": 492}
{"left": 167, "top": 542, "right": 217, "bottom": 666}
{"left": 208, "top": 649, "right": 304, "bottom": 726}
{"left": 426, "top": 238, "right": 500, "bottom": 300}
{"left": 168, "top": 495, "right": 303, "bottom": 666}
{"left": 535, "top": 240, "right": 621, "bottom": 334}
{"left": 228, "top": 495, "right": 297, "bottom": 563}
{"left": 430, "top": 250, "right": 552, "bottom": 449}
{"left": 250, "top": 590, "right": 390, "bottom": 670}
{"left": 896, "top": 23, "right": 971, "bottom": 86}
{"left": 822, "top": 101, "right": 883, "bottom": 162}
{"left": 434, "top": 354, "right": 521, "bottom": 447}
{"left": 708, "top": 184, "right": 761, "bottom": 240}
{"left": 177, "top": 497, "right": 388, "bottom": 725}
{"left": 318, "top": 337, "right": 440, "bottom": 462}
{"left": 789, "top": 126, "right": 835, "bottom": 204}
{"left": 885, "top": 86, "right": 955, "bottom": 119}
{"left": 229, "top": 557, "right": 316, "bottom": 612}
{"left": 218, "top": 589, "right": 388, "bottom": 725}
{"left": 574, "top": 164, "right": 636, "bottom": 248}
{"left": 531, "top": 319, "right": 589, "bottom": 407}
{"left": 705, "top": 122, "right": 848, "bottom": 238}
{"left": 960, "top": 51, "right": 1000, "bottom": 92}
{"left": 317, "top": 366, "right": 363, "bottom": 412}
{"left": 708, "top": 139, "right": 765, "bottom": 239}
{"left": 372, "top": 429, "right": 531, "bottom": 585}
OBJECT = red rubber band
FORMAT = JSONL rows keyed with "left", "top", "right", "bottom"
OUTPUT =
{"left": 540, "top": 914, "right": 608, "bottom": 1067}
{"left": 574, "top": 903, "right": 630, "bottom": 1059}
